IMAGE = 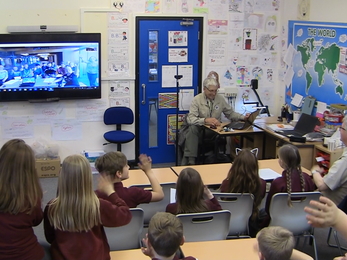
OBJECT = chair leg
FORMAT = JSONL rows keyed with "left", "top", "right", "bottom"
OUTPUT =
{"left": 327, "top": 227, "right": 347, "bottom": 254}
{"left": 117, "top": 143, "right": 121, "bottom": 151}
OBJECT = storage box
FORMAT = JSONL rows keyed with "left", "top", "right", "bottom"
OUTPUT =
{"left": 36, "top": 157, "right": 61, "bottom": 178}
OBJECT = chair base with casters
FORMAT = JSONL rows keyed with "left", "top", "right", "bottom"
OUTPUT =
{"left": 104, "top": 208, "right": 144, "bottom": 251}
{"left": 212, "top": 192, "right": 254, "bottom": 238}
{"left": 269, "top": 192, "right": 321, "bottom": 260}
{"left": 176, "top": 210, "right": 231, "bottom": 242}
{"left": 103, "top": 106, "right": 135, "bottom": 152}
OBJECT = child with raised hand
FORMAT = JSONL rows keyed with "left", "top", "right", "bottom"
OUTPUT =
{"left": 0, "top": 139, "right": 44, "bottom": 260}
{"left": 166, "top": 167, "right": 221, "bottom": 214}
{"left": 95, "top": 152, "right": 164, "bottom": 207}
{"left": 220, "top": 148, "right": 266, "bottom": 236}
{"left": 44, "top": 154, "right": 131, "bottom": 260}
{"left": 141, "top": 212, "right": 196, "bottom": 260}
{"left": 255, "top": 226, "right": 313, "bottom": 260}
{"left": 260, "top": 144, "right": 316, "bottom": 227}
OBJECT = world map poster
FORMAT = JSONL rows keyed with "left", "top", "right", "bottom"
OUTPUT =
{"left": 288, "top": 20, "right": 347, "bottom": 106}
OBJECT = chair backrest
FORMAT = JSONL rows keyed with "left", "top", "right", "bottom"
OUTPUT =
{"left": 104, "top": 208, "right": 144, "bottom": 251}
{"left": 176, "top": 210, "right": 231, "bottom": 242}
{"left": 104, "top": 106, "right": 134, "bottom": 125}
{"left": 212, "top": 192, "right": 254, "bottom": 236}
{"left": 269, "top": 192, "right": 321, "bottom": 235}
{"left": 131, "top": 182, "right": 176, "bottom": 225}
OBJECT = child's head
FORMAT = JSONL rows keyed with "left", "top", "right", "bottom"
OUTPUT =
{"left": 278, "top": 144, "right": 301, "bottom": 171}
{"left": 147, "top": 212, "right": 184, "bottom": 258}
{"left": 176, "top": 167, "right": 208, "bottom": 214}
{"left": 0, "top": 139, "right": 42, "bottom": 214}
{"left": 278, "top": 144, "right": 305, "bottom": 206}
{"left": 228, "top": 148, "right": 259, "bottom": 188}
{"left": 256, "top": 226, "right": 295, "bottom": 260}
{"left": 94, "top": 151, "right": 129, "bottom": 181}
{"left": 49, "top": 154, "right": 101, "bottom": 232}
{"left": 227, "top": 148, "right": 260, "bottom": 219}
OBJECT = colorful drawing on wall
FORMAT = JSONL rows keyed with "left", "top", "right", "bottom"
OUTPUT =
{"left": 167, "top": 114, "right": 185, "bottom": 145}
{"left": 159, "top": 93, "right": 177, "bottom": 108}
{"left": 145, "top": 0, "right": 160, "bottom": 13}
{"left": 243, "top": 28, "right": 257, "bottom": 50}
{"left": 236, "top": 66, "right": 251, "bottom": 85}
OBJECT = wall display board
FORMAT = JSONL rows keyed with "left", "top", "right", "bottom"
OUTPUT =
{"left": 287, "top": 20, "right": 347, "bottom": 107}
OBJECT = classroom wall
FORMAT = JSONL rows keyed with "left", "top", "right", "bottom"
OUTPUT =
{"left": 0, "top": 0, "right": 345, "bottom": 161}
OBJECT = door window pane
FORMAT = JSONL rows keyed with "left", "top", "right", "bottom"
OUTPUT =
{"left": 149, "top": 31, "right": 158, "bottom": 82}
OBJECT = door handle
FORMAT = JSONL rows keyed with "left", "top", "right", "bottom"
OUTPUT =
{"left": 141, "top": 83, "right": 146, "bottom": 104}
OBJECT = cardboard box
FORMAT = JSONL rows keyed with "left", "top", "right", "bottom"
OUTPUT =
{"left": 36, "top": 157, "right": 61, "bottom": 178}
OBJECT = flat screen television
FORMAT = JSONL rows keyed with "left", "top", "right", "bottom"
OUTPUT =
{"left": 0, "top": 33, "right": 101, "bottom": 102}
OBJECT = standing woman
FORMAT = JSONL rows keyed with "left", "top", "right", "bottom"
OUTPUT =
{"left": 44, "top": 154, "right": 131, "bottom": 260}
{"left": 166, "top": 167, "right": 221, "bottom": 214}
{"left": 0, "top": 139, "right": 44, "bottom": 260}
{"left": 261, "top": 144, "right": 316, "bottom": 227}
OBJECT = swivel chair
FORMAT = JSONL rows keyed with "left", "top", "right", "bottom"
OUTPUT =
{"left": 103, "top": 106, "right": 135, "bottom": 151}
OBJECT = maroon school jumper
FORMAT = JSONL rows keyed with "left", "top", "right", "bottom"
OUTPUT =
{"left": 44, "top": 192, "right": 131, "bottom": 260}
{"left": 95, "top": 182, "right": 152, "bottom": 208}
{"left": 165, "top": 197, "right": 222, "bottom": 215}
{"left": 152, "top": 256, "right": 196, "bottom": 260}
{"left": 0, "top": 201, "right": 44, "bottom": 260}
{"left": 261, "top": 169, "right": 316, "bottom": 227}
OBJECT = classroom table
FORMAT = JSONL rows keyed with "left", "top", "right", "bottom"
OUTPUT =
{"left": 171, "top": 159, "right": 311, "bottom": 185}
{"left": 122, "top": 167, "right": 178, "bottom": 187}
{"left": 204, "top": 122, "right": 264, "bottom": 160}
{"left": 110, "top": 238, "right": 259, "bottom": 260}
{"left": 254, "top": 116, "right": 323, "bottom": 169}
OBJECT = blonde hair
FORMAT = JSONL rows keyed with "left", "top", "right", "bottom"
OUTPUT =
{"left": 257, "top": 226, "right": 294, "bottom": 260}
{"left": 278, "top": 144, "right": 305, "bottom": 207}
{"left": 0, "top": 139, "right": 43, "bottom": 214}
{"left": 95, "top": 151, "right": 127, "bottom": 178}
{"left": 148, "top": 212, "right": 183, "bottom": 257}
{"left": 47, "top": 154, "right": 101, "bottom": 232}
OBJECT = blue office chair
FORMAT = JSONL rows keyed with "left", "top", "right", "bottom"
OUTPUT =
{"left": 103, "top": 106, "right": 135, "bottom": 151}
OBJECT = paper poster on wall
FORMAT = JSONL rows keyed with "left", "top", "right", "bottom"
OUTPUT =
{"left": 167, "top": 114, "right": 185, "bottom": 145}
{"left": 52, "top": 119, "right": 82, "bottom": 141}
{"left": 108, "top": 13, "right": 129, "bottom": 28}
{"left": 179, "top": 89, "right": 194, "bottom": 111}
{"left": 2, "top": 116, "right": 34, "bottom": 139}
{"left": 168, "top": 31, "right": 188, "bottom": 46}
{"left": 109, "top": 97, "right": 130, "bottom": 107}
{"left": 243, "top": 28, "right": 257, "bottom": 50}
{"left": 109, "top": 81, "right": 130, "bottom": 97}
{"left": 162, "top": 65, "right": 177, "bottom": 88}
{"left": 33, "top": 103, "right": 65, "bottom": 125}
{"left": 236, "top": 66, "right": 251, "bottom": 85}
{"left": 159, "top": 93, "right": 177, "bottom": 109}
{"left": 208, "top": 38, "right": 227, "bottom": 65}
{"left": 168, "top": 48, "right": 188, "bottom": 62}
{"left": 75, "top": 99, "right": 107, "bottom": 122}
{"left": 208, "top": 20, "right": 228, "bottom": 35}
{"left": 178, "top": 65, "right": 193, "bottom": 87}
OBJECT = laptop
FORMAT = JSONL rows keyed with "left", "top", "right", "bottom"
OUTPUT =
{"left": 277, "top": 113, "right": 319, "bottom": 137}
{"left": 225, "top": 109, "right": 261, "bottom": 130}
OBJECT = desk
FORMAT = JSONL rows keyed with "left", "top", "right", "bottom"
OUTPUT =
{"left": 205, "top": 123, "right": 264, "bottom": 160}
{"left": 170, "top": 159, "right": 308, "bottom": 185}
{"left": 254, "top": 117, "right": 322, "bottom": 169}
{"left": 122, "top": 167, "right": 178, "bottom": 187}
{"left": 110, "top": 238, "right": 259, "bottom": 260}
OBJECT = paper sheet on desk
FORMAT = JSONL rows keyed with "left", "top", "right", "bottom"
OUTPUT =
{"left": 266, "top": 124, "right": 294, "bottom": 132}
{"left": 170, "top": 188, "right": 176, "bottom": 203}
{"left": 259, "top": 168, "right": 281, "bottom": 181}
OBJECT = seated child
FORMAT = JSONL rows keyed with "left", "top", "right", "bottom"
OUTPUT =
{"left": 95, "top": 152, "right": 164, "bottom": 207}
{"left": 141, "top": 212, "right": 196, "bottom": 260}
{"left": 166, "top": 167, "right": 221, "bottom": 214}
{"left": 255, "top": 226, "right": 313, "bottom": 260}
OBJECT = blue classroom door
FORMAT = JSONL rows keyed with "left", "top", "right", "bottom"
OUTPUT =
{"left": 136, "top": 17, "right": 203, "bottom": 163}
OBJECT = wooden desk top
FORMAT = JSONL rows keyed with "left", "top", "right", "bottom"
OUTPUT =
{"left": 110, "top": 238, "right": 259, "bottom": 260}
{"left": 205, "top": 122, "right": 263, "bottom": 136}
{"left": 122, "top": 168, "right": 178, "bottom": 187}
{"left": 171, "top": 159, "right": 310, "bottom": 185}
